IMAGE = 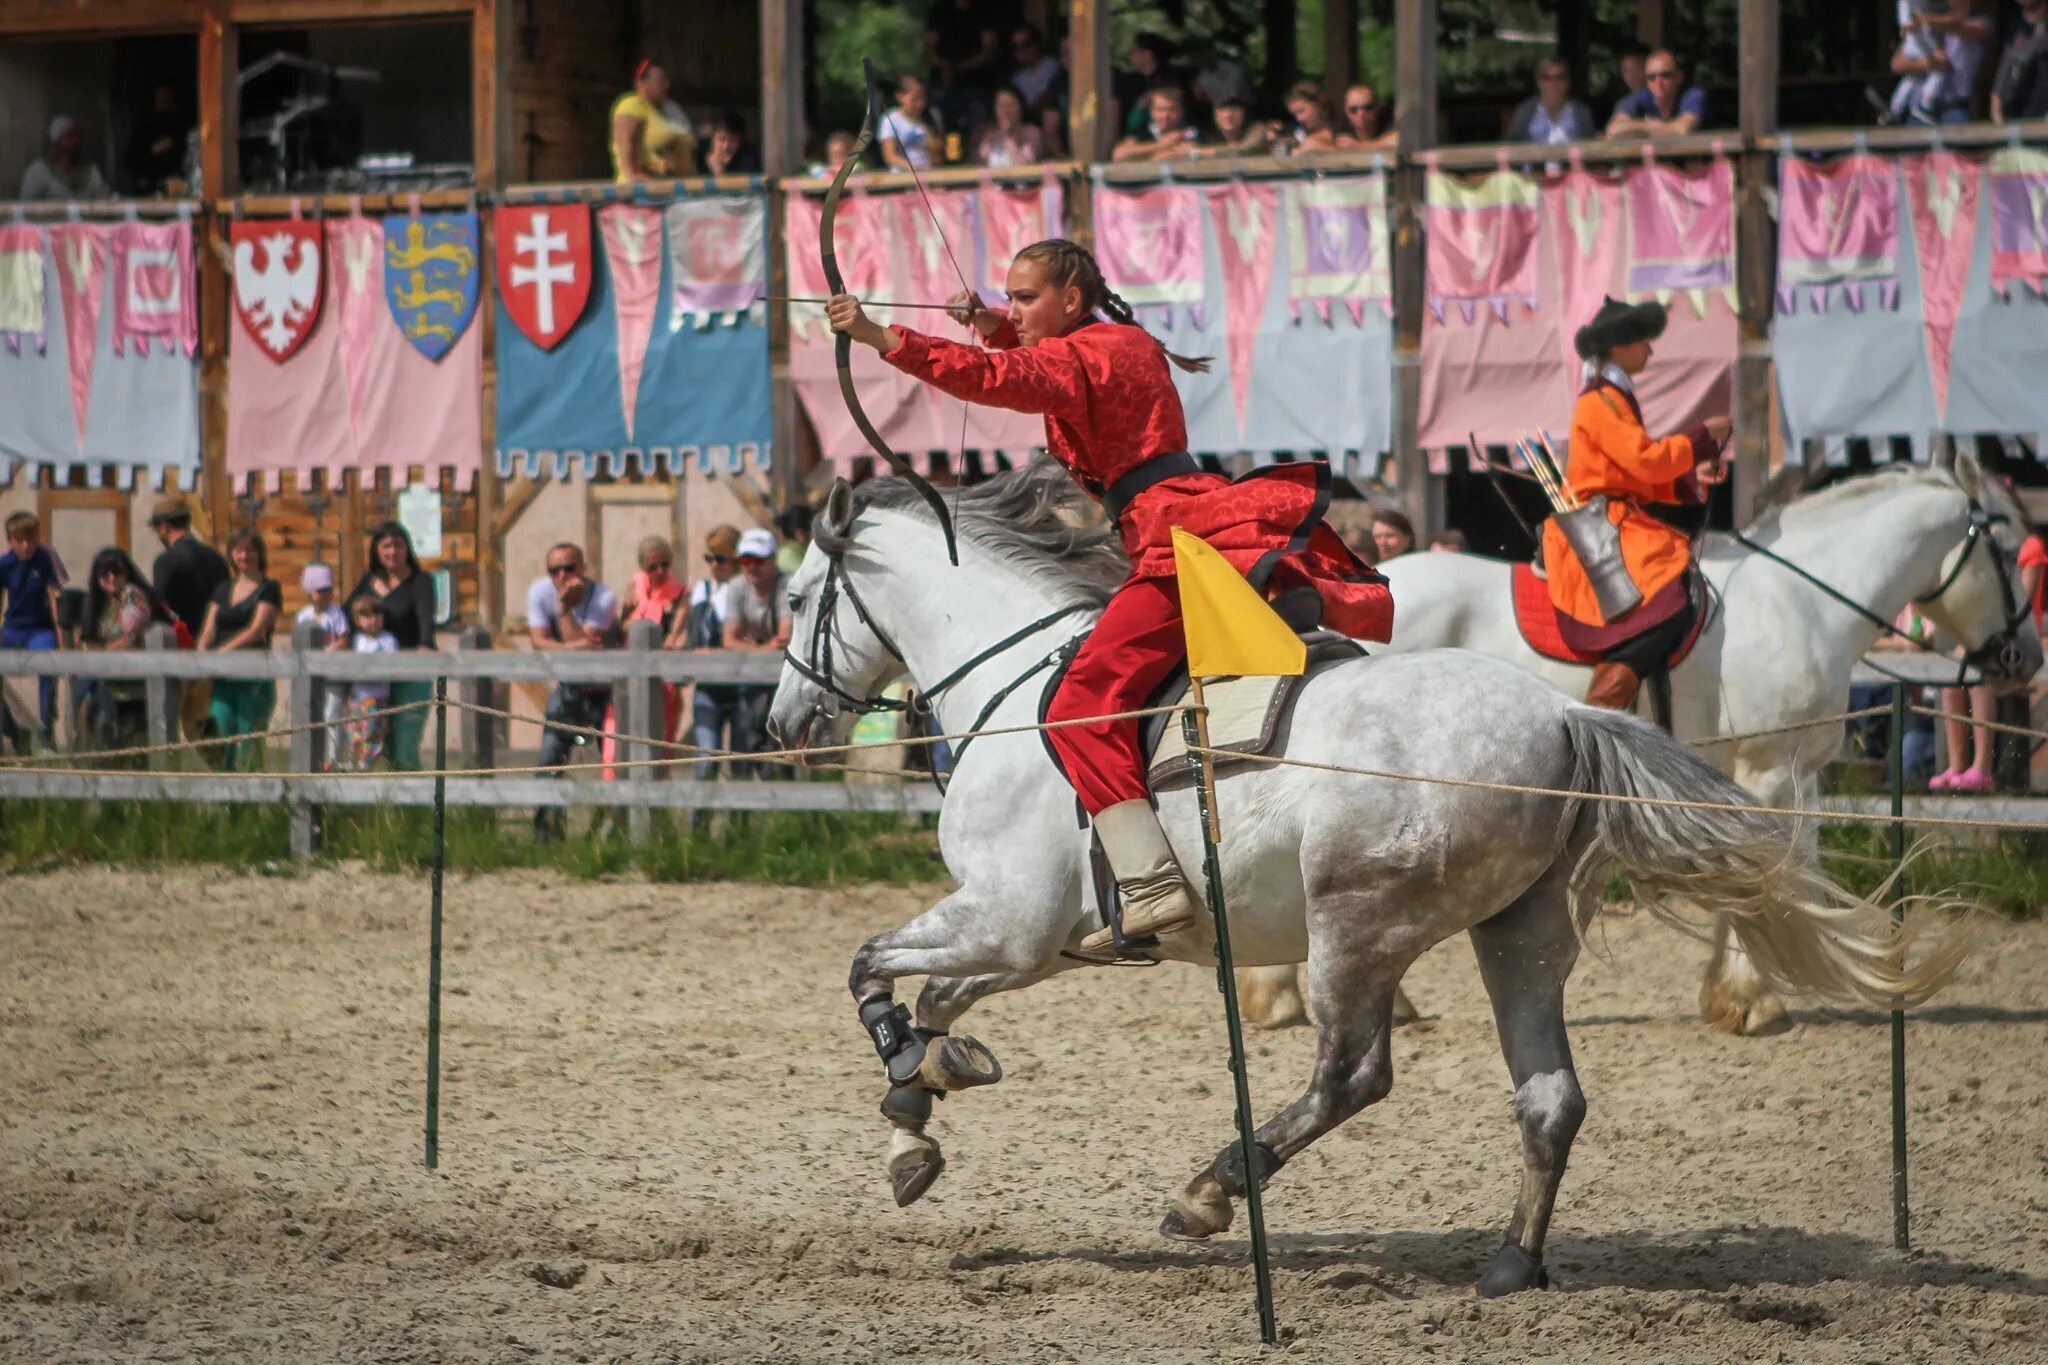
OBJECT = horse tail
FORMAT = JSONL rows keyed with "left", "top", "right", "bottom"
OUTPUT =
{"left": 1560, "top": 704, "right": 1981, "bottom": 1010}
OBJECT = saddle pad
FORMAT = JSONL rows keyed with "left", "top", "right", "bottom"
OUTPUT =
{"left": 1143, "top": 633, "right": 1367, "bottom": 789}
{"left": 1510, "top": 561, "right": 1704, "bottom": 670}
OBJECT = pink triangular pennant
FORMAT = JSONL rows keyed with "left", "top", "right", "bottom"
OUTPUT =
{"left": 1203, "top": 182, "right": 1277, "bottom": 439}
{"left": 1904, "top": 151, "right": 1981, "bottom": 419}
{"left": 325, "top": 216, "right": 384, "bottom": 434}
{"left": 599, "top": 205, "right": 664, "bottom": 441}
{"left": 47, "top": 222, "right": 108, "bottom": 452}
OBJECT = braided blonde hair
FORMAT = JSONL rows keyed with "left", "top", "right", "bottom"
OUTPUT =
{"left": 1012, "top": 239, "right": 1212, "bottom": 374}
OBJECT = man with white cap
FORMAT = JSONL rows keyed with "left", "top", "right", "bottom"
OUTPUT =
{"left": 20, "top": 115, "right": 111, "bottom": 201}
{"left": 718, "top": 527, "right": 790, "bottom": 775}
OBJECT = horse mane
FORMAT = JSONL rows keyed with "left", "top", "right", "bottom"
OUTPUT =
{"left": 1741, "top": 463, "right": 1951, "bottom": 535}
{"left": 821, "top": 460, "right": 1128, "bottom": 607}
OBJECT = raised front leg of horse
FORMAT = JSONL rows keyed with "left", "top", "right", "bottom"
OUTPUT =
{"left": 1467, "top": 864, "right": 1585, "bottom": 1295}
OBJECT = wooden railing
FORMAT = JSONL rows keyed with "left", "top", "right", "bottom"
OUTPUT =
{"left": 0, "top": 620, "right": 940, "bottom": 854}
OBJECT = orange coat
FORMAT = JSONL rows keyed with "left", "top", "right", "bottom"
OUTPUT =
{"left": 1542, "top": 379, "right": 1717, "bottom": 629}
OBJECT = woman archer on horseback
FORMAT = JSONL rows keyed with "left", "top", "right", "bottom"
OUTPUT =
{"left": 1544, "top": 297, "right": 1733, "bottom": 712}
{"left": 826, "top": 239, "right": 1392, "bottom": 952}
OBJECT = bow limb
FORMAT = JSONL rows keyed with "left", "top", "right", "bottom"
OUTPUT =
{"left": 819, "top": 56, "right": 960, "bottom": 566}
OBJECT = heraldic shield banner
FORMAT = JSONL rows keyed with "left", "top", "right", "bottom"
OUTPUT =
{"left": 383, "top": 212, "right": 480, "bottom": 361}
{"left": 230, "top": 218, "right": 324, "bottom": 362}
{"left": 494, "top": 204, "right": 592, "bottom": 350}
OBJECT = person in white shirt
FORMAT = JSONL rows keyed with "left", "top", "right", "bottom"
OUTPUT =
{"left": 717, "top": 527, "right": 790, "bottom": 776}
{"left": 324, "top": 594, "right": 399, "bottom": 771}
{"left": 882, "top": 75, "right": 942, "bottom": 170}
{"left": 19, "top": 115, "right": 111, "bottom": 201}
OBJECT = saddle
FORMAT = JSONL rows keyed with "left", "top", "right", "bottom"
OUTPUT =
{"left": 1510, "top": 561, "right": 1704, "bottom": 670}
{"left": 1138, "top": 631, "right": 1369, "bottom": 786}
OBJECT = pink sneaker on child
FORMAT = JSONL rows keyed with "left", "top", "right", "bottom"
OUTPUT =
{"left": 1948, "top": 768, "right": 1994, "bottom": 794}
{"left": 1928, "top": 768, "right": 1964, "bottom": 791}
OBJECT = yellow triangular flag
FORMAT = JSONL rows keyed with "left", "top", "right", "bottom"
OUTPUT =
{"left": 1172, "top": 526, "right": 1307, "bottom": 678}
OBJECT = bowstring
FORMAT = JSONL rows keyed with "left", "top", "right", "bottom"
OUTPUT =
{"left": 896, "top": 144, "right": 977, "bottom": 532}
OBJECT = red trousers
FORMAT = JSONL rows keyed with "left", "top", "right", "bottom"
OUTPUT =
{"left": 1045, "top": 577, "right": 1186, "bottom": 814}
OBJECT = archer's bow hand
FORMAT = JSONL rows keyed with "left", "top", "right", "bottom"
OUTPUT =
{"left": 945, "top": 290, "right": 1006, "bottom": 339}
{"left": 826, "top": 293, "right": 899, "bottom": 354}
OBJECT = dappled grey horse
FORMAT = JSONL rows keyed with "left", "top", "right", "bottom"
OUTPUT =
{"left": 766, "top": 465, "right": 1974, "bottom": 1295}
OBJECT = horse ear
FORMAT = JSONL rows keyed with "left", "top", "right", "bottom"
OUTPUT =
{"left": 822, "top": 478, "right": 856, "bottom": 538}
{"left": 1953, "top": 448, "right": 1984, "bottom": 500}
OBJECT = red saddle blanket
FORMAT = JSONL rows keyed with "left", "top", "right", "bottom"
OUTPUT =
{"left": 1510, "top": 561, "right": 1703, "bottom": 668}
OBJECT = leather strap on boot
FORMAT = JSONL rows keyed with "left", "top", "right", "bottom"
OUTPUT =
{"left": 1585, "top": 660, "right": 1641, "bottom": 711}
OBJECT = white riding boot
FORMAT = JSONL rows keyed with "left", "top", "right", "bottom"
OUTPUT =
{"left": 1079, "top": 799, "right": 1202, "bottom": 952}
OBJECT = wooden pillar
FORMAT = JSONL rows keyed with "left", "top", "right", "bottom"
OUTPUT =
{"left": 455, "top": 625, "right": 498, "bottom": 768}
{"left": 1068, "top": 0, "right": 1113, "bottom": 163}
{"left": 1636, "top": 0, "right": 1669, "bottom": 50}
{"left": 624, "top": 618, "right": 664, "bottom": 843}
{"left": 288, "top": 616, "right": 325, "bottom": 859}
{"left": 1324, "top": 0, "right": 1358, "bottom": 92}
{"left": 1391, "top": 0, "right": 1437, "bottom": 536}
{"left": 197, "top": 0, "right": 237, "bottom": 542}
{"left": 1263, "top": 0, "right": 1299, "bottom": 105}
{"left": 474, "top": 0, "right": 513, "bottom": 631}
{"left": 1557, "top": 0, "right": 1591, "bottom": 100}
{"left": 1734, "top": 0, "right": 1780, "bottom": 525}
{"left": 144, "top": 622, "right": 178, "bottom": 768}
{"left": 762, "top": 0, "right": 805, "bottom": 512}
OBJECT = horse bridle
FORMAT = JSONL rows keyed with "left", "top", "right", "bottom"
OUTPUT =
{"left": 1731, "top": 493, "right": 2034, "bottom": 685}
{"left": 781, "top": 549, "right": 1093, "bottom": 774}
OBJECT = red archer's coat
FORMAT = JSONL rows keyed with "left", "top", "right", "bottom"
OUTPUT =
{"left": 884, "top": 318, "right": 1393, "bottom": 642}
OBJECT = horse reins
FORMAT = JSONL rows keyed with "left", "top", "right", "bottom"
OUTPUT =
{"left": 782, "top": 551, "right": 1094, "bottom": 786}
{"left": 1728, "top": 496, "right": 2031, "bottom": 686}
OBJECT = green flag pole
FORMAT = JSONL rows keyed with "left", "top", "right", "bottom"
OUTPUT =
{"left": 425, "top": 677, "right": 448, "bottom": 1170}
{"left": 1182, "top": 675, "right": 1279, "bottom": 1345}
{"left": 1888, "top": 681, "right": 1909, "bottom": 1250}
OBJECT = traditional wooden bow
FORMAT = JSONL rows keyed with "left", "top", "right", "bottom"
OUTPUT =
{"left": 821, "top": 57, "right": 960, "bottom": 565}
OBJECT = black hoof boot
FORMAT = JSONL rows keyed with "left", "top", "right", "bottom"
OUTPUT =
{"left": 1476, "top": 1241, "right": 1550, "bottom": 1297}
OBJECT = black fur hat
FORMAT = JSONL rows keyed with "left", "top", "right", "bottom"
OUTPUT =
{"left": 1573, "top": 296, "right": 1667, "bottom": 360}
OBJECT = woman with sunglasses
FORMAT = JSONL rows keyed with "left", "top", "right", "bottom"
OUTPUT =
{"left": 671, "top": 525, "right": 745, "bottom": 781}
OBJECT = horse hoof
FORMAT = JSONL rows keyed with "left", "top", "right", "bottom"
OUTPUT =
{"left": 888, "top": 1131, "right": 945, "bottom": 1207}
{"left": 914, "top": 1034, "right": 1003, "bottom": 1092}
{"left": 1159, "top": 1181, "right": 1234, "bottom": 1240}
{"left": 1390, "top": 985, "right": 1421, "bottom": 1027}
{"left": 1699, "top": 982, "right": 1791, "bottom": 1037}
{"left": 1475, "top": 1241, "right": 1550, "bottom": 1298}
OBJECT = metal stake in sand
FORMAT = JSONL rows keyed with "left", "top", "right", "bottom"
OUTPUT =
{"left": 425, "top": 676, "right": 448, "bottom": 1170}
{"left": 1182, "top": 675, "right": 1279, "bottom": 1345}
{"left": 1887, "top": 681, "right": 1909, "bottom": 1250}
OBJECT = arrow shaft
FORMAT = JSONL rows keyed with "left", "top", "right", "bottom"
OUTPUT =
{"left": 769, "top": 294, "right": 961, "bottom": 311}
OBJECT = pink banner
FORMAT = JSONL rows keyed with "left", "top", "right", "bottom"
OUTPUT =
{"left": 599, "top": 205, "right": 663, "bottom": 441}
{"left": 0, "top": 223, "right": 47, "bottom": 353}
{"left": 1988, "top": 147, "right": 2048, "bottom": 299}
{"left": 1624, "top": 158, "right": 1735, "bottom": 314}
{"left": 787, "top": 187, "right": 1044, "bottom": 473}
{"left": 1777, "top": 154, "right": 1900, "bottom": 313}
{"left": 1902, "top": 151, "right": 1982, "bottom": 419}
{"left": 109, "top": 220, "right": 196, "bottom": 356}
{"left": 226, "top": 216, "right": 480, "bottom": 486}
{"left": 1206, "top": 181, "right": 1277, "bottom": 438}
{"left": 1545, "top": 168, "right": 1624, "bottom": 408}
{"left": 1425, "top": 168, "right": 1541, "bottom": 324}
{"left": 47, "top": 223, "right": 107, "bottom": 451}
{"left": 1092, "top": 184, "right": 1205, "bottom": 321}
{"left": 1421, "top": 161, "right": 1736, "bottom": 460}
{"left": 980, "top": 177, "right": 1063, "bottom": 299}
{"left": 896, "top": 189, "right": 980, "bottom": 316}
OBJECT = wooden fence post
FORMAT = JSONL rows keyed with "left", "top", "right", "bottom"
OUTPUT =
{"left": 144, "top": 623, "right": 177, "bottom": 770}
{"left": 456, "top": 625, "right": 497, "bottom": 770}
{"left": 288, "top": 617, "right": 326, "bottom": 859}
{"left": 625, "top": 619, "right": 663, "bottom": 843}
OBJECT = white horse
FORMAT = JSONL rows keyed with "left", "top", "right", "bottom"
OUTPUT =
{"left": 1242, "top": 455, "right": 2040, "bottom": 1037}
{"left": 765, "top": 464, "right": 1974, "bottom": 1295}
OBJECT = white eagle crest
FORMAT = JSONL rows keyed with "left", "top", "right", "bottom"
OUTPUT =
{"left": 233, "top": 230, "right": 320, "bottom": 354}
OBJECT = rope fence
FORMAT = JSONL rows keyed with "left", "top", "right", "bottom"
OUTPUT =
{"left": 2, "top": 682, "right": 2043, "bottom": 835}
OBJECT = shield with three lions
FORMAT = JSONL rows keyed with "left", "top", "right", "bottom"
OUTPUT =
{"left": 382, "top": 212, "right": 480, "bottom": 361}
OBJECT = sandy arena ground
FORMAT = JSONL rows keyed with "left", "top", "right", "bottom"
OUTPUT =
{"left": 3, "top": 866, "right": 2046, "bottom": 1362}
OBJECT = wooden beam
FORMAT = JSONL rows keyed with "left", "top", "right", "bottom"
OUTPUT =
{"left": 1324, "top": 0, "right": 1358, "bottom": 93}
{"left": 227, "top": 0, "right": 474, "bottom": 22}
{"left": 490, "top": 473, "right": 546, "bottom": 537}
{"left": 1636, "top": 0, "right": 1668, "bottom": 49}
{"left": 1068, "top": 0, "right": 1112, "bottom": 163}
{"left": 1263, "top": 0, "right": 1299, "bottom": 106}
{"left": 1391, "top": 0, "right": 1436, "bottom": 535}
{"left": 762, "top": 0, "right": 804, "bottom": 512}
{"left": 0, "top": 0, "right": 196, "bottom": 37}
{"left": 1734, "top": 0, "right": 1780, "bottom": 525}
{"left": 473, "top": 0, "right": 511, "bottom": 633}
{"left": 197, "top": 0, "right": 237, "bottom": 544}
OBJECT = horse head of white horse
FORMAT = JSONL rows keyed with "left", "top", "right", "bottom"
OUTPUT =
{"left": 767, "top": 464, "right": 1123, "bottom": 758}
{"left": 1870, "top": 452, "right": 2044, "bottom": 686}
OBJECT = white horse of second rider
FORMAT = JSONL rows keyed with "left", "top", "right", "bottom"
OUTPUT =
{"left": 765, "top": 464, "right": 1974, "bottom": 1295}
{"left": 1241, "top": 455, "right": 2041, "bottom": 1036}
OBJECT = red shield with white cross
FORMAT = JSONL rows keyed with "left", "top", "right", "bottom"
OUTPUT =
{"left": 495, "top": 204, "right": 592, "bottom": 350}
{"left": 230, "top": 218, "right": 324, "bottom": 362}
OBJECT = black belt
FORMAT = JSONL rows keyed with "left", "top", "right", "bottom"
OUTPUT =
{"left": 1098, "top": 451, "right": 1201, "bottom": 526}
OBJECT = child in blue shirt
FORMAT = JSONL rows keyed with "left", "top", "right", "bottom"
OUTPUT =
{"left": 0, "top": 511, "right": 68, "bottom": 752}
